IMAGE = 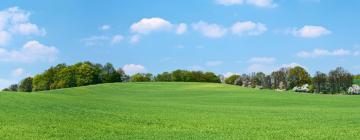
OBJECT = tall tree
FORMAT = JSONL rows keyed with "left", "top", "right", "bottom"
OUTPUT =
{"left": 313, "top": 71, "right": 328, "bottom": 93}
{"left": 328, "top": 67, "right": 353, "bottom": 94}
{"left": 288, "top": 66, "right": 311, "bottom": 89}
{"left": 18, "top": 77, "right": 33, "bottom": 92}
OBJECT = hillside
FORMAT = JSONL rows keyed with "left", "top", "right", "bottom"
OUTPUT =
{"left": 1, "top": 82, "right": 360, "bottom": 139}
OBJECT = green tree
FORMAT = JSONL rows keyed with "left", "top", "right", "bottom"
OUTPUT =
{"left": 8, "top": 84, "right": 19, "bottom": 92}
{"left": 130, "top": 73, "right": 153, "bottom": 82}
{"left": 225, "top": 75, "right": 240, "bottom": 85}
{"left": 328, "top": 67, "right": 353, "bottom": 94}
{"left": 313, "top": 71, "right": 328, "bottom": 93}
{"left": 155, "top": 72, "right": 173, "bottom": 82}
{"left": 18, "top": 77, "right": 33, "bottom": 92}
{"left": 75, "top": 63, "right": 97, "bottom": 86}
{"left": 288, "top": 66, "right": 311, "bottom": 89}
{"left": 100, "top": 63, "right": 121, "bottom": 83}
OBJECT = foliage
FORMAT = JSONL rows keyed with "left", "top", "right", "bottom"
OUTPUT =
{"left": 328, "top": 67, "right": 353, "bottom": 94}
{"left": 288, "top": 66, "right": 311, "bottom": 89}
{"left": 130, "top": 73, "right": 153, "bottom": 82}
{"left": 18, "top": 77, "right": 33, "bottom": 92}
{"left": 225, "top": 75, "right": 240, "bottom": 85}
{"left": 155, "top": 70, "right": 220, "bottom": 83}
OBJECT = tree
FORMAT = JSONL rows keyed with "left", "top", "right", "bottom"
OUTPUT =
{"left": 203, "top": 72, "right": 220, "bottom": 83}
{"left": 130, "top": 73, "right": 153, "bottom": 82}
{"left": 18, "top": 77, "right": 33, "bottom": 92}
{"left": 271, "top": 69, "right": 287, "bottom": 89}
{"left": 100, "top": 63, "right": 121, "bottom": 83}
{"left": 155, "top": 72, "right": 173, "bottom": 82}
{"left": 254, "top": 72, "right": 266, "bottom": 87}
{"left": 8, "top": 84, "right": 19, "bottom": 92}
{"left": 328, "top": 67, "right": 353, "bottom": 94}
{"left": 288, "top": 66, "right": 311, "bottom": 89}
{"left": 171, "top": 70, "right": 186, "bottom": 82}
{"left": 313, "top": 71, "right": 328, "bottom": 93}
{"left": 75, "top": 63, "right": 97, "bottom": 86}
{"left": 225, "top": 75, "right": 240, "bottom": 85}
{"left": 53, "top": 66, "right": 76, "bottom": 89}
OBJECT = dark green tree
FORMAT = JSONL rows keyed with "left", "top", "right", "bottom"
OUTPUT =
{"left": 18, "top": 77, "right": 33, "bottom": 92}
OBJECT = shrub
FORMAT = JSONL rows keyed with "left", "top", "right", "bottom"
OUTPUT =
{"left": 347, "top": 85, "right": 360, "bottom": 95}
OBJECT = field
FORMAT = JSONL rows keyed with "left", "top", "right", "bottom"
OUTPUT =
{"left": 1, "top": 82, "right": 360, "bottom": 139}
{"left": 354, "top": 79, "right": 360, "bottom": 85}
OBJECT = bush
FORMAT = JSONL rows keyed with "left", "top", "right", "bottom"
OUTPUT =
{"left": 293, "top": 84, "right": 310, "bottom": 93}
{"left": 347, "top": 85, "right": 360, "bottom": 95}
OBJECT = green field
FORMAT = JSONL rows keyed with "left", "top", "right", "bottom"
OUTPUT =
{"left": 354, "top": 79, "right": 360, "bottom": 85}
{"left": 1, "top": 82, "right": 360, "bottom": 139}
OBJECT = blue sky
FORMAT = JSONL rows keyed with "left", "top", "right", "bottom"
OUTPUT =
{"left": 0, "top": 0, "right": 359, "bottom": 88}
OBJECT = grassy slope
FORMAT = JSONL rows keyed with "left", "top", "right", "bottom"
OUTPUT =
{"left": 1, "top": 82, "right": 360, "bottom": 139}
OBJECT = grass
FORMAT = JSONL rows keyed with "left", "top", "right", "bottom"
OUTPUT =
{"left": 1, "top": 82, "right": 360, "bottom": 139}
{"left": 354, "top": 79, "right": 360, "bottom": 85}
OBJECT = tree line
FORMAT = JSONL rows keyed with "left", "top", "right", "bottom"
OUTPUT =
{"left": 2, "top": 61, "right": 359, "bottom": 94}
{"left": 224, "top": 66, "right": 358, "bottom": 94}
{"left": 2, "top": 62, "right": 220, "bottom": 92}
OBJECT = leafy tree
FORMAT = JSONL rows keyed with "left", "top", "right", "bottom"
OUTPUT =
{"left": 155, "top": 72, "right": 173, "bottom": 82}
{"left": 171, "top": 70, "right": 186, "bottom": 82}
{"left": 254, "top": 72, "right": 266, "bottom": 87}
{"left": 130, "top": 73, "right": 153, "bottom": 82}
{"left": 271, "top": 69, "right": 287, "bottom": 89}
{"left": 288, "top": 66, "right": 311, "bottom": 89}
{"left": 53, "top": 66, "right": 76, "bottom": 89}
{"left": 203, "top": 72, "right": 221, "bottom": 83}
{"left": 313, "top": 71, "right": 328, "bottom": 93}
{"left": 8, "top": 84, "right": 19, "bottom": 92}
{"left": 225, "top": 75, "right": 240, "bottom": 85}
{"left": 100, "top": 63, "right": 121, "bottom": 83}
{"left": 328, "top": 67, "right": 353, "bottom": 94}
{"left": 75, "top": 63, "right": 97, "bottom": 86}
{"left": 19, "top": 77, "right": 33, "bottom": 92}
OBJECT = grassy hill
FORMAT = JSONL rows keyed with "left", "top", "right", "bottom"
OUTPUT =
{"left": 1, "top": 82, "right": 360, "bottom": 139}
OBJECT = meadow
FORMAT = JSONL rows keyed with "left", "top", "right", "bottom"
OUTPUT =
{"left": 1, "top": 82, "right": 360, "bottom": 139}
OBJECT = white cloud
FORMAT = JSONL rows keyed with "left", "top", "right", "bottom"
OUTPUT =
{"left": 192, "top": 21, "right": 227, "bottom": 38}
{"left": 130, "top": 34, "right": 140, "bottom": 44}
{"left": 247, "top": 56, "right": 276, "bottom": 73}
{"left": 293, "top": 25, "right": 331, "bottom": 38}
{"left": 130, "top": 17, "right": 172, "bottom": 34}
{"left": 297, "top": 48, "right": 352, "bottom": 58}
{"left": 206, "top": 60, "right": 223, "bottom": 67}
{"left": 11, "top": 23, "right": 46, "bottom": 36}
{"left": 122, "top": 64, "right": 146, "bottom": 75}
{"left": 0, "top": 31, "right": 11, "bottom": 46}
{"left": 111, "top": 34, "right": 124, "bottom": 44}
{"left": 231, "top": 21, "right": 267, "bottom": 36}
{"left": 247, "top": 63, "right": 271, "bottom": 72}
{"left": 81, "top": 35, "right": 109, "bottom": 46}
{"left": 248, "top": 57, "right": 275, "bottom": 63}
{"left": 0, "top": 7, "right": 46, "bottom": 46}
{"left": 0, "top": 40, "right": 58, "bottom": 63}
{"left": 130, "top": 17, "right": 187, "bottom": 37}
{"left": 216, "top": 0, "right": 244, "bottom": 5}
{"left": 82, "top": 34, "right": 124, "bottom": 46}
{"left": 215, "top": 0, "right": 277, "bottom": 8}
{"left": 246, "top": 0, "right": 277, "bottom": 8}
{"left": 224, "top": 72, "right": 240, "bottom": 78}
{"left": 100, "top": 25, "right": 111, "bottom": 31}
{"left": 176, "top": 23, "right": 187, "bottom": 35}
{"left": 280, "top": 62, "right": 306, "bottom": 69}
{"left": 11, "top": 68, "right": 25, "bottom": 77}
